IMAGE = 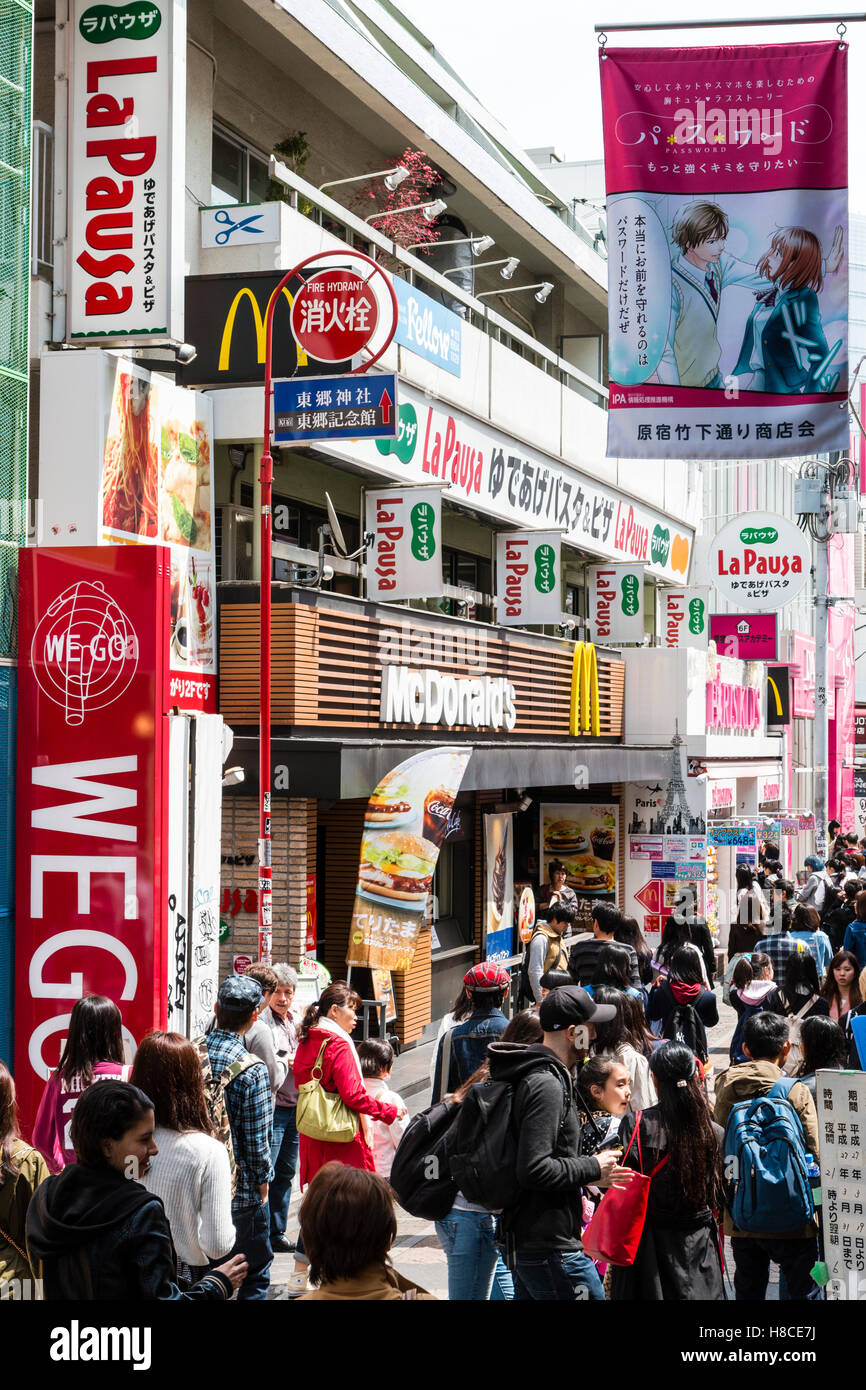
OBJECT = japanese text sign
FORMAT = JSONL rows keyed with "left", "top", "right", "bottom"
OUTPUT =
{"left": 661, "top": 587, "right": 709, "bottom": 649}
{"left": 496, "top": 531, "right": 561, "bottom": 627}
{"left": 710, "top": 513, "right": 810, "bottom": 609}
{"left": 273, "top": 374, "right": 397, "bottom": 443}
{"left": 710, "top": 612, "right": 778, "bottom": 660}
{"left": 364, "top": 485, "right": 443, "bottom": 602}
{"left": 589, "top": 564, "right": 645, "bottom": 643}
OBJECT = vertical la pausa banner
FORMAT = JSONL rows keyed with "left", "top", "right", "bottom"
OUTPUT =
{"left": 68, "top": 0, "right": 185, "bottom": 342}
{"left": 496, "top": 531, "right": 561, "bottom": 626}
{"left": 484, "top": 813, "right": 514, "bottom": 962}
{"left": 660, "top": 588, "right": 709, "bottom": 648}
{"left": 589, "top": 564, "right": 645, "bottom": 642}
{"left": 347, "top": 747, "right": 471, "bottom": 972}
{"left": 365, "top": 486, "right": 443, "bottom": 602}
{"left": 600, "top": 42, "right": 848, "bottom": 459}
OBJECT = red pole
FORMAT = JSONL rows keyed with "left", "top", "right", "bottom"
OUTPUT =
{"left": 256, "top": 250, "right": 397, "bottom": 965}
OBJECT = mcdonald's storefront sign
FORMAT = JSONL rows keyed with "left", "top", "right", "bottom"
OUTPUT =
{"left": 766, "top": 666, "right": 791, "bottom": 728}
{"left": 179, "top": 270, "right": 353, "bottom": 386}
{"left": 569, "top": 642, "right": 601, "bottom": 738}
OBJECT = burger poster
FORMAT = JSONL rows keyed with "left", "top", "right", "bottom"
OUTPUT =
{"left": 347, "top": 746, "right": 472, "bottom": 972}
{"left": 540, "top": 803, "right": 617, "bottom": 911}
{"left": 484, "top": 813, "right": 514, "bottom": 963}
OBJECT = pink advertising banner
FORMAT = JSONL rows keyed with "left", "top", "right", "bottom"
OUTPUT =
{"left": 709, "top": 612, "right": 777, "bottom": 660}
{"left": 600, "top": 42, "right": 848, "bottom": 459}
{"left": 828, "top": 535, "right": 855, "bottom": 829}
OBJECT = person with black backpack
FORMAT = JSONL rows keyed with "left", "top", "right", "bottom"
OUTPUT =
{"left": 519, "top": 902, "right": 574, "bottom": 1006}
{"left": 714, "top": 1012, "right": 821, "bottom": 1300}
{"left": 478, "top": 987, "right": 633, "bottom": 1300}
{"left": 647, "top": 947, "right": 719, "bottom": 1065}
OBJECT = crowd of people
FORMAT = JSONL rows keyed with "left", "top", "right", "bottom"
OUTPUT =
{"left": 0, "top": 825, "right": 863, "bottom": 1302}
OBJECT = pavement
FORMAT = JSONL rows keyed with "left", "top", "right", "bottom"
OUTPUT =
{"left": 268, "top": 994, "right": 781, "bottom": 1300}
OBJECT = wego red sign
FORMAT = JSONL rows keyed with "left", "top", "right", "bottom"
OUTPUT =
{"left": 290, "top": 269, "right": 379, "bottom": 362}
{"left": 15, "top": 547, "right": 169, "bottom": 1128}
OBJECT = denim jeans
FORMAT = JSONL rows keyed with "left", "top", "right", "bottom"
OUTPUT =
{"left": 731, "top": 1235, "right": 821, "bottom": 1301}
{"left": 513, "top": 1249, "right": 606, "bottom": 1301}
{"left": 435, "top": 1208, "right": 513, "bottom": 1301}
{"left": 268, "top": 1105, "right": 299, "bottom": 1239}
{"left": 215, "top": 1199, "right": 273, "bottom": 1301}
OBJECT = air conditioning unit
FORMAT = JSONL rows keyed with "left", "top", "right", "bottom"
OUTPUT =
{"left": 220, "top": 505, "right": 255, "bottom": 582}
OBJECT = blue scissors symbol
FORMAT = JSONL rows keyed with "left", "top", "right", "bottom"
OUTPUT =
{"left": 213, "top": 209, "right": 265, "bottom": 245}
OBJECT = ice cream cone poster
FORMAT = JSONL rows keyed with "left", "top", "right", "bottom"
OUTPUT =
{"left": 485, "top": 813, "right": 514, "bottom": 963}
{"left": 540, "top": 803, "right": 618, "bottom": 908}
{"left": 347, "top": 746, "right": 472, "bottom": 972}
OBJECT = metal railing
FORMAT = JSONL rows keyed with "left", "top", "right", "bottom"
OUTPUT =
{"left": 31, "top": 120, "right": 53, "bottom": 278}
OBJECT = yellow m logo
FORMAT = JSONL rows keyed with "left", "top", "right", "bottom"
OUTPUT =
{"left": 218, "top": 285, "right": 309, "bottom": 372}
{"left": 767, "top": 675, "right": 783, "bottom": 718}
{"left": 569, "top": 641, "right": 600, "bottom": 737}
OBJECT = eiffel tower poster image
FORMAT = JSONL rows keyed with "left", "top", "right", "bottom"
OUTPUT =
{"left": 628, "top": 724, "right": 706, "bottom": 837}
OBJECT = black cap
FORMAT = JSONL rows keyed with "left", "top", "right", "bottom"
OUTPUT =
{"left": 538, "top": 985, "right": 616, "bottom": 1031}
{"left": 217, "top": 974, "right": 262, "bottom": 1013}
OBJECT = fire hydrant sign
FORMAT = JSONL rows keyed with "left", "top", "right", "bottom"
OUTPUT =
{"left": 290, "top": 269, "right": 379, "bottom": 362}
{"left": 589, "top": 563, "right": 645, "bottom": 643}
{"left": 709, "top": 511, "right": 810, "bottom": 610}
{"left": 67, "top": 0, "right": 185, "bottom": 343}
{"left": 495, "top": 531, "right": 561, "bottom": 627}
{"left": 273, "top": 374, "right": 397, "bottom": 443}
{"left": 365, "top": 486, "right": 443, "bottom": 602}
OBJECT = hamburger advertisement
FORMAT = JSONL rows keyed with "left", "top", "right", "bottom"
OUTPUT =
{"left": 347, "top": 746, "right": 472, "bottom": 972}
{"left": 540, "top": 803, "right": 618, "bottom": 909}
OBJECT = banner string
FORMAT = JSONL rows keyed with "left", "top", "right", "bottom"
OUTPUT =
{"left": 598, "top": 30, "right": 608, "bottom": 58}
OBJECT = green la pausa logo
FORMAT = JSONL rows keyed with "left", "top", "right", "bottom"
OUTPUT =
{"left": 80, "top": 1, "right": 162, "bottom": 41}
{"left": 620, "top": 573, "right": 640, "bottom": 617}
{"left": 688, "top": 596, "right": 705, "bottom": 635}
{"left": 410, "top": 502, "right": 436, "bottom": 562}
{"left": 651, "top": 525, "right": 671, "bottom": 566}
{"left": 739, "top": 526, "right": 778, "bottom": 545}
{"left": 534, "top": 543, "right": 556, "bottom": 594}
{"left": 376, "top": 402, "right": 418, "bottom": 465}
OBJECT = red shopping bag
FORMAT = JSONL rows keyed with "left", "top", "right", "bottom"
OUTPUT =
{"left": 582, "top": 1112, "right": 668, "bottom": 1267}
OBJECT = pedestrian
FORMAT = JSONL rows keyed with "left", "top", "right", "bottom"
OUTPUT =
{"left": 297, "top": 1163, "right": 435, "bottom": 1300}
{"left": 26, "top": 1081, "right": 247, "bottom": 1301}
{"left": 821, "top": 949, "right": 862, "bottom": 1022}
{"left": 427, "top": 980, "right": 473, "bottom": 1090}
{"left": 592, "top": 941, "right": 643, "bottom": 998}
{"left": 728, "top": 953, "right": 775, "bottom": 1065}
{"left": 259, "top": 963, "right": 301, "bottom": 1254}
{"left": 842, "top": 968, "right": 866, "bottom": 1066}
{"left": 763, "top": 949, "right": 830, "bottom": 1033}
{"left": 431, "top": 963, "right": 510, "bottom": 1101}
{"left": 357, "top": 1039, "right": 409, "bottom": 1180}
{"left": 487, "top": 986, "right": 633, "bottom": 1301}
{"left": 714, "top": 1012, "right": 821, "bottom": 1301}
{"left": 569, "top": 902, "right": 641, "bottom": 989}
{"left": 129, "top": 1032, "right": 235, "bottom": 1281}
{"left": 0, "top": 1060, "right": 49, "bottom": 1300}
{"left": 242, "top": 962, "right": 288, "bottom": 1095}
{"left": 32, "top": 994, "right": 131, "bottom": 1172}
{"left": 824, "top": 880, "right": 859, "bottom": 953}
{"left": 576, "top": 1054, "right": 632, "bottom": 1158}
{"left": 656, "top": 890, "right": 716, "bottom": 985}
{"left": 522, "top": 901, "right": 574, "bottom": 1005}
{"left": 614, "top": 914, "right": 655, "bottom": 986}
{"left": 609, "top": 1042, "right": 725, "bottom": 1302}
{"left": 538, "top": 969, "right": 573, "bottom": 999}
{"left": 798, "top": 856, "right": 833, "bottom": 916}
{"left": 204, "top": 974, "right": 274, "bottom": 1301}
{"left": 290, "top": 982, "right": 406, "bottom": 1299}
{"left": 727, "top": 912, "right": 766, "bottom": 959}
{"left": 735, "top": 864, "right": 770, "bottom": 927}
{"left": 789, "top": 904, "right": 833, "bottom": 977}
{"left": 647, "top": 947, "right": 718, "bottom": 1064}
{"left": 761, "top": 900, "right": 803, "bottom": 980}
{"left": 591, "top": 986, "right": 656, "bottom": 1112}
{"left": 842, "top": 891, "right": 866, "bottom": 971}
{"left": 536, "top": 858, "right": 579, "bottom": 916}
{"left": 795, "top": 1016, "right": 848, "bottom": 1101}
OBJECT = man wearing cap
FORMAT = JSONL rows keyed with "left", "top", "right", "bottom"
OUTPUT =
{"left": 205, "top": 975, "right": 275, "bottom": 1300}
{"left": 488, "top": 986, "right": 632, "bottom": 1300}
{"left": 431, "top": 963, "right": 510, "bottom": 1103}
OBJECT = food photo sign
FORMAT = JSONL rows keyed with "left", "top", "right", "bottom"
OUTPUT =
{"left": 484, "top": 812, "right": 515, "bottom": 962}
{"left": 540, "top": 803, "right": 618, "bottom": 925}
{"left": 347, "top": 747, "right": 471, "bottom": 972}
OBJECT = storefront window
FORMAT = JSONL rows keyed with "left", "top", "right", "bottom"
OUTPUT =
{"left": 211, "top": 124, "right": 271, "bottom": 205}
{"left": 433, "top": 842, "right": 453, "bottom": 920}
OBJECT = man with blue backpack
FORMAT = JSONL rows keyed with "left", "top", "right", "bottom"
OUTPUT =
{"left": 714, "top": 1012, "right": 821, "bottom": 1300}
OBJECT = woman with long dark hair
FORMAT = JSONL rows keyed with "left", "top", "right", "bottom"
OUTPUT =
{"left": 647, "top": 947, "right": 719, "bottom": 1062}
{"left": 614, "top": 915, "right": 654, "bottom": 986}
{"left": 764, "top": 950, "right": 830, "bottom": 1023}
{"left": 821, "top": 950, "right": 863, "bottom": 1022}
{"left": 735, "top": 864, "right": 769, "bottom": 928}
{"left": 657, "top": 890, "right": 716, "bottom": 985}
{"left": 591, "top": 986, "right": 656, "bottom": 1111}
{"left": 130, "top": 1032, "right": 235, "bottom": 1280}
{"left": 32, "top": 994, "right": 130, "bottom": 1171}
{"left": 796, "top": 1016, "right": 848, "bottom": 1101}
{"left": 0, "top": 1061, "right": 50, "bottom": 1298}
{"left": 609, "top": 1041, "right": 724, "bottom": 1301}
{"left": 593, "top": 943, "right": 641, "bottom": 996}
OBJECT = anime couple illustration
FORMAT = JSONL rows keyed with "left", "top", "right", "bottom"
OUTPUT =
{"left": 657, "top": 200, "right": 844, "bottom": 394}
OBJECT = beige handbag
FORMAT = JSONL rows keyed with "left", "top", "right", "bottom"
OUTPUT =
{"left": 295, "top": 1039, "right": 360, "bottom": 1143}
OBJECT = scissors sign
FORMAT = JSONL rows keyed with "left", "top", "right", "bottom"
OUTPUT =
{"left": 213, "top": 209, "right": 265, "bottom": 245}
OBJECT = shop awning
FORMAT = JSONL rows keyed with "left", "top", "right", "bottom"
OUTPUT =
{"left": 226, "top": 736, "right": 676, "bottom": 800}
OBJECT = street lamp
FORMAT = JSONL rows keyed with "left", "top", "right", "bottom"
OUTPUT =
{"left": 442, "top": 257, "right": 519, "bottom": 279}
{"left": 365, "top": 198, "right": 448, "bottom": 224}
{"left": 406, "top": 233, "right": 495, "bottom": 255}
{"left": 319, "top": 165, "right": 410, "bottom": 192}
{"left": 476, "top": 280, "right": 554, "bottom": 302}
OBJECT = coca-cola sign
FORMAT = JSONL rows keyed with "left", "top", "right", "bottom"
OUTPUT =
{"left": 710, "top": 512, "right": 810, "bottom": 611}
{"left": 67, "top": 0, "right": 185, "bottom": 343}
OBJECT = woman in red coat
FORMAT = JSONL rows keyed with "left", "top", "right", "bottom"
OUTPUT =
{"left": 288, "top": 982, "right": 405, "bottom": 1296}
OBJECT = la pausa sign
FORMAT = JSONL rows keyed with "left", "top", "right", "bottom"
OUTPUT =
{"left": 711, "top": 513, "right": 810, "bottom": 610}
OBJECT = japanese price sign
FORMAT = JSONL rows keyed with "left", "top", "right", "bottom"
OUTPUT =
{"left": 600, "top": 42, "right": 848, "bottom": 459}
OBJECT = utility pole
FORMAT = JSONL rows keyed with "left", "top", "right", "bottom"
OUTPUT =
{"left": 814, "top": 475, "right": 830, "bottom": 861}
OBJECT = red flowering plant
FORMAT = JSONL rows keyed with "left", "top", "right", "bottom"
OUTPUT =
{"left": 350, "top": 147, "right": 444, "bottom": 271}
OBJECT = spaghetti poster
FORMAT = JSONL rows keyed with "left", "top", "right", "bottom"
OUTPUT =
{"left": 600, "top": 41, "right": 848, "bottom": 459}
